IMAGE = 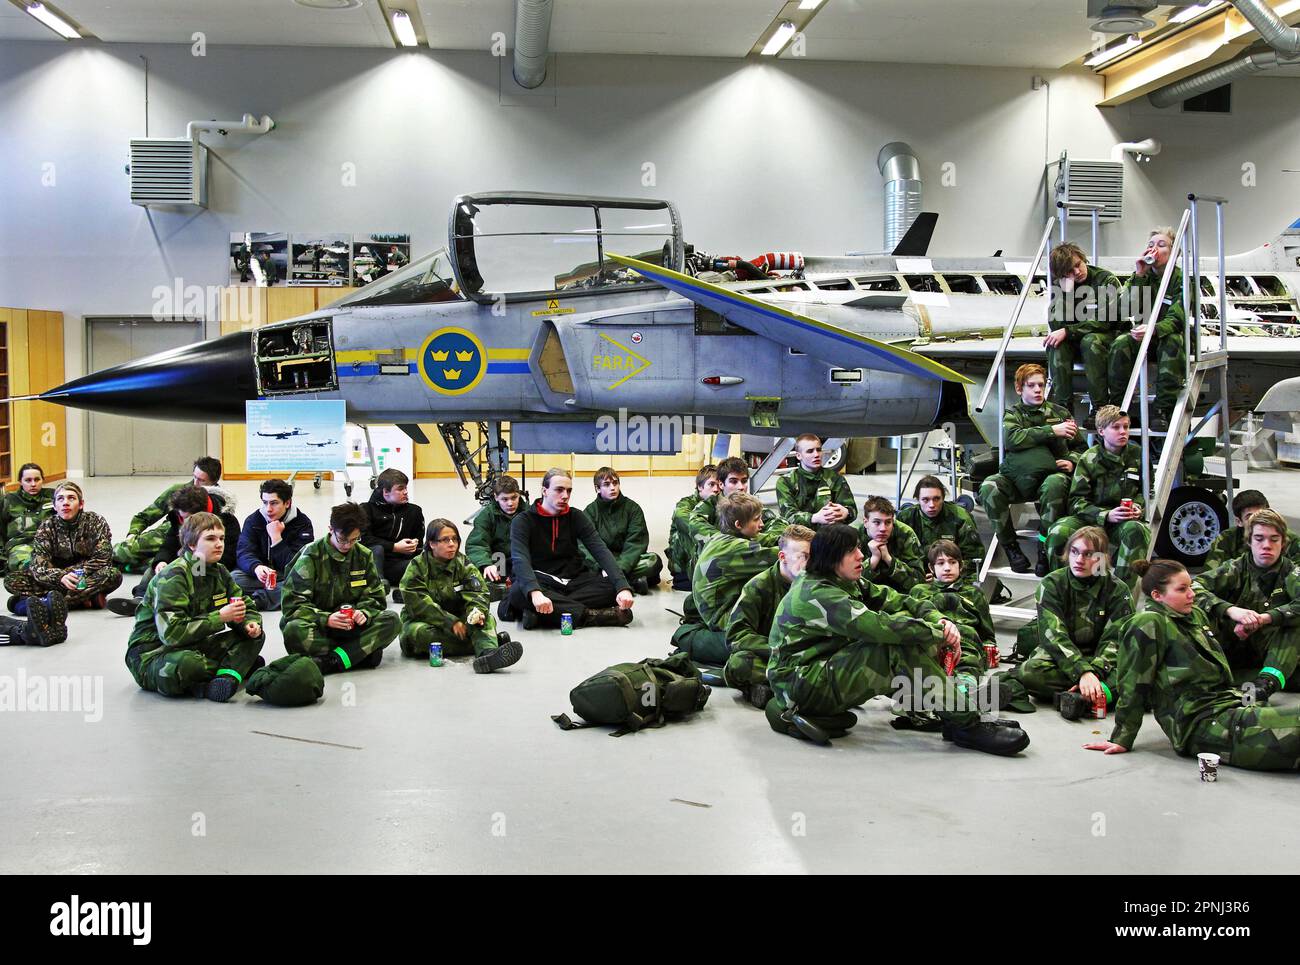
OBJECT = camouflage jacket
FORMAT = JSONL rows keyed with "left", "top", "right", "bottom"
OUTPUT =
{"left": 127, "top": 482, "right": 187, "bottom": 538}
{"left": 725, "top": 561, "right": 790, "bottom": 658}
{"left": 908, "top": 575, "right": 995, "bottom": 647}
{"left": 686, "top": 494, "right": 784, "bottom": 545}
{"left": 1204, "top": 526, "right": 1300, "bottom": 571}
{"left": 1049, "top": 264, "right": 1123, "bottom": 337}
{"left": 281, "top": 536, "right": 388, "bottom": 632}
{"left": 896, "top": 501, "right": 984, "bottom": 567}
{"left": 775, "top": 466, "right": 857, "bottom": 527}
{"left": 1110, "top": 602, "right": 1242, "bottom": 753}
{"left": 1034, "top": 569, "right": 1133, "bottom": 680}
{"left": 668, "top": 493, "right": 704, "bottom": 576}
{"left": 1121, "top": 266, "right": 1185, "bottom": 339}
{"left": 769, "top": 573, "right": 944, "bottom": 681}
{"left": 1000, "top": 401, "right": 1086, "bottom": 481}
{"left": 465, "top": 500, "right": 520, "bottom": 571}
{"left": 1068, "top": 443, "right": 1144, "bottom": 526}
{"left": 1193, "top": 556, "right": 1300, "bottom": 629}
{"left": 1, "top": 486, "right": 55, "bottom": 556}
{"left": 399, "top": 550, "right": 488, "bottom": 634}
{"left": 694, "top": 533, "right": 781, "bottom": 631}
{"left": 28, "top": 511, "right": 115, "bottom": 585}
{"left": 127, "top": 551, "right": 259, "bottom": 653}
{"left": 857, "top": 518, "right": 925, "bottom": 592}
{"left": 581, "top": 494, "right": 650, "bottom": 575}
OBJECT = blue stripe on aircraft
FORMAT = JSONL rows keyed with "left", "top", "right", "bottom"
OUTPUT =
{"left": 486, "top": 362, "right": 531, "bottom": 374}
{"left": 338, "top": 362, "right": 529, "bottom": 378}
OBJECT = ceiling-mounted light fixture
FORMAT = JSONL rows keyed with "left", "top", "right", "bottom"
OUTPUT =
{"left": 798, "top": 0, "right": 826, "bottom": 9}
{"left": 25, "top": 2, "right": 80, "bottom": 39}
{"left": 1168, "top": 1, "right": 1226, "bottom": 25}
{"left": 1087, "top": 1, "right": 1157, "bottom": 33}
{"left": 391, "top": 9, "right": 418, "bottom": 47}
{"left": 761, "top": 20, "right": 797, "bottom": 56}
{"left": 1084, "top": 32, "right": 1143, "bottom": 66}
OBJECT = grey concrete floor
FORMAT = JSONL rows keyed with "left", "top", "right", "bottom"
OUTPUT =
{"left": 3, "top": 467, "right": 1300, "bottom": 874}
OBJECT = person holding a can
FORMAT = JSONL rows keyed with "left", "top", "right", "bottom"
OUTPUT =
{"left": 1192, "top": 509, "right": 1300, "bottom": 705}
{"left": 5, "top": 481, "right": 121, "bottom": 611}
{"left": 1086, "top": 558, "right": 1300, "bottom": 771}
{"left": 281, "top": 501, "right": 399, "bottom": 674}
{"left": 234, "top": 478, "right": 315, "bottom": 612}
{"left": 907, "top": 540, "right": 995, "bottom": 682}
{"left": 398, "top": 518, "right": 522, "bottom": 673}
{"left": 1044, "top": 405, "right": 1149, "bottom": 587}
{"left": 990, "top": 526, "right": 1132, "bottom": 719}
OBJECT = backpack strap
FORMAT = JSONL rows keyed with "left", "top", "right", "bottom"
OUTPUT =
{"left": 551, "top": 713, "right": 589, "bottom": 731}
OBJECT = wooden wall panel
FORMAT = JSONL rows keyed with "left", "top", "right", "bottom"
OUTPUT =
{"left": 1, "top": 307, "right": 66, "bottom": 489}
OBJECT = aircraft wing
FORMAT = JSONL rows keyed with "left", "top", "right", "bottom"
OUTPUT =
{"left": 607, "top": 254, "right": 972, "bottom": 385}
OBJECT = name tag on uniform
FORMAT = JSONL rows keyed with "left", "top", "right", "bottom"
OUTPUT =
{"left": 453, "top": 583, "right": 465, "bottom": 592}
{"left": 350, "top": 579, "right": 367, "bottom": 588}
{"left": 212, "top": 596, "right": 228, "bottom": 607}
{"left": 1125, "top": 471, "right": 1141, "bottom": 482}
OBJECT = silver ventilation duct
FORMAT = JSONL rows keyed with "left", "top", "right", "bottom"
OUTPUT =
{"left": 1149, "top": 1, "right": 1300, "bottom": 107}
{"left": 513, "top": 0, "right": 554, "bottom": 89}
{"left": 877, "top": 142, "right": 922, "bottom": 253}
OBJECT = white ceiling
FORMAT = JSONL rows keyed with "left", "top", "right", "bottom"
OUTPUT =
{"left": 1, "top": 1, "right": 1295, "bottom": 71}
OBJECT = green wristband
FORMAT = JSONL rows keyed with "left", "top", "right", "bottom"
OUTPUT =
{"left": 1100, "top": 681, "right": 1112, "bottom": 703}
{"left": 216, "top": 668, "right": 242, "bottom": 684}
{"left": 334, "top": 646, "right": 352, "bottom": 670}
{"left": 1261, "top": 666, "right": 1285, "bottom": 687}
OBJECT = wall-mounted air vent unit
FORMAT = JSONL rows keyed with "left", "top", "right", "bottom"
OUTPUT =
{"left": 1049, "top": 158, "right": 1124, "bottom": 222}
{"left": 129, "top": 138, "right": 207, "bottom": 207}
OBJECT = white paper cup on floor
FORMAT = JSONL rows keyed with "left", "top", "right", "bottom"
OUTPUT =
{"left": 1198, "top": 752, "right": 1220, "bottom": 782}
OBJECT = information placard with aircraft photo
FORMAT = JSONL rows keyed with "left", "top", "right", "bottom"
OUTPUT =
{"left": 245, "top": 399, "right": 346, "bottom": 471}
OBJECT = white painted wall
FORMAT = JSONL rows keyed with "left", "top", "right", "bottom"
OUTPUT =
{"left": 1, "top": 40, "right": 1297, "bottom": 473}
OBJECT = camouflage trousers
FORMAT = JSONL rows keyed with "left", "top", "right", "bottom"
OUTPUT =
{"left": 5, "top": 543, "right": 35, "bottom": 576}
{"left": 112, "top": 522, "right": 170, "bottom": 573}
{"left": 1047, "top": 332, "right": 1115, "bottom": 410}
{"left": 283, "top": 609, "right": 400, "bottom": 668}
{"left": 5, "top": 563, "right": 122, "bottom": 606}
{"left": 626, "top": 552, "right": 664, "bottom": 589}
{"left": 1108, "top": 329, "right": 1186, "bottom": 411}
{"left": 770, "top": 637, "right": 979, "bottom": 727}
{"left": 1045, "top": 516, "right": 1150, "bottom": 586}
{"left": 724, "top": 647, "right": 769, "bottom": 689}
{"left": 246, "top": 654, "right": 325, "bottom": 706}
{"left": 127, "top": 631, "right": 265, "bottom": 698}
{"left": 672, "top": 621, "right": 729, "bottom": 666}
{"left": 1190, "top": 704, "right": 1300, "bottom": 771}
{"left": 400, "top": 612, "right": 499, "bottom": 658}
{"left": 1002, "top": 646, "right": 1111, "bottom": 703}
{"left": 1214, "top": 620, "right": 1300, "bottom": 688}
{"left": 978, "top": 470, "right": 1071, "bottom": 549}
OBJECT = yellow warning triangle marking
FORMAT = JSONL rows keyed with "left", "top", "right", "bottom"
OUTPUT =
{"left": 547, "top": 298, "right": 559, "bottom": 311}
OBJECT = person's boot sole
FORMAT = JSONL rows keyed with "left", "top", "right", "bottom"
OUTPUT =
{"left": 749, "top": 683, "right": 773, "bottom": 709}
{"left": 44, "top": 590, "right": 68, "bottom": 644}
{"left": 25, "top": 598, "right": 53, "bottom": 647}
{"left": 107, "top": 597, "right": 139, "bottom": 617}
{"left": 473, "top": 639, "right": 523, "bottom": 674}
{"left": 205, "top": 676, "right": 239, "bottom": 702}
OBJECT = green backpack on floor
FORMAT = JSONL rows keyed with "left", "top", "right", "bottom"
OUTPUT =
{"left": 553, "top": 652, "right": 711, "bottom": 736}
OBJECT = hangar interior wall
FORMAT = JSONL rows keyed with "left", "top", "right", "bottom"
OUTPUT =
{"left": 1, "top": 39, "right": 1298, "bottom": 476}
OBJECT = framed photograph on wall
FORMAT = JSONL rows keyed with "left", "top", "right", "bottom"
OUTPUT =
{"left": 289, "top": 234, "right": 351, "bottom": 286}
{"left": 352, "top": 233, "right": 411, "bottom": 287}
{"left": 229, "top": 232, "right": 288, "bottom": 287}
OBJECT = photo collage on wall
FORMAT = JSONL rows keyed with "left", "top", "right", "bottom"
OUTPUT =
{"left": 228, "top": 232, "right": 411, "bottom": 287}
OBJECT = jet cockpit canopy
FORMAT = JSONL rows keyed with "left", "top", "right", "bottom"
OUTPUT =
{"left": 447, "top": 192, "right": 683, "bottom": 304}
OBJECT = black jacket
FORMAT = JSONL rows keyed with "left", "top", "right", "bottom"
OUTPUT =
{"left": 509, "top": 499, "right": 629, "bottom": 596}
{"left": 361, "top": 486, "right": 425, "bottom": 552}
{"left": 149, "top": 491, "right": 241, "bottom": 572}
{"left": 236, "top": 504, "right": 314, "bottom": 574}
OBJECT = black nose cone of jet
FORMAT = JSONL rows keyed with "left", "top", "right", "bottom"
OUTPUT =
{"left": 41, "top": 331, "right": 259, "bottom": 422}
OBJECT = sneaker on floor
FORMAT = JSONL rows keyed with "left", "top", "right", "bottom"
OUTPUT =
{"left": 107, "top": 597, "right": 139, "bottom": 617}
{"left": 473, "top": 638, "right": 524, "bottom": 674}
{"left": 7, "top": 594, "right": 22, "bottom": 615}
{"left": 204, "top": 675, "right": 240, "bottom": 702}
{"left": 520, "top": 608, "right": 540, "bottom": 630}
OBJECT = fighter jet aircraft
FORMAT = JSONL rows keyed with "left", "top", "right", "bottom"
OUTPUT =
{"left": 305, "top": 439, "right": 338, "bottom": 447}
{"left": 9, "top": 192, "right": 1298, "bottom": 504}
{"left": 255, "top": 427, "right": 308, "bottom": 440}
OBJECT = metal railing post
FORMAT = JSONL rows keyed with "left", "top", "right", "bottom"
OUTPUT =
{"left": 1120, "top": 207, "right": 1193, "bottom": 413}
{"left": 1091, "top": 208, "right": 1100, "bottom": 263}
{"left": 1140, "top": 365, "right": 1151, "bottom": 514}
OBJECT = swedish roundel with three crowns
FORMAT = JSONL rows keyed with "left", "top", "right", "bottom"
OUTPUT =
{"left": 419, "top": 327, "right": 487, "bottom": 395}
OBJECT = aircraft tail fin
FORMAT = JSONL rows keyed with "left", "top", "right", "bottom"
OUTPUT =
{"left": 891, "top": 212, "right": 938, "bottom": 257}
{"left": 607, "top": 254, "right": 972, "bottom": 385}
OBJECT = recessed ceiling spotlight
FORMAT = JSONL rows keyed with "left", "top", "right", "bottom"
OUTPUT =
{"left": 1090, "top": 3, "right": 1156, "bottom": 33}
{"left": 293, "top": 0, "right": 363, "bottom": 9}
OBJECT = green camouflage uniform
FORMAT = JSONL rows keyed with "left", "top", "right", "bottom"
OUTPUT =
{"left": 5, "top": 510, "right": 122, "bottom": 605}
{"left": 465, "top": 500, "right": 519, "bottom": 575}
{"left": 1045, "top": 441, "right": 1150, "bottom": 586}
{"left": 908, "top": 574, "right": 993, "bottom": 677}
{"left": 897, "top": 501, "right": 985, "bottom": 568}
{"left": 398, "top": 550, "right": 499, "bottom": 658}
{"left": 723, "top": 560, "right": 791, "bottom": 688}
{"left": 280, "top": 536, "right": 399, "bottom": 670}
{"left": 1111, "top": 601, "right": 1300, "bottom": 770}
{"left": 1006, "top": 568, "right": 1132, "bottom": 702}
{"left": 125, "top": 552, "right": 264, "bottom": 697}
{"left": 112, "top": 481, "right": 185, "bottom": 572}
{"left": 1, "top": 486, "right": 55, "bottom": 576}
{"left": 245, "top": 654, "right": 325, "bottom": 706}
{"left": 1205, "top": 526, "right": 1300, "bottom": 572}
{"left": 978, "top": 400, "right": 1085, "bottom": 551}
{"left": 1108, "top": 267, "right": 1186, "bottom": 412}
{"left": 1193, "top": 556, "right": 1300, "bottom": 688}
{"left": 668, "top": 493, "right": 704, "bottom": 582}
{"left": 775, "top": 466, "right": 857, "bottom": 527}
{"left": 857, "top": 518, "right": 925, "bottom": 592}
{"left": 768, "top": 573, "right": 977, "bottom": 725}
{"left": 582, "top": 494, "right": 662, "bottom": 586}
{"left": 675, "top": 532, "right": 780, "bottom": 666}
{"left": 1047, "top": 264, "right": 1122, "bottom": 409}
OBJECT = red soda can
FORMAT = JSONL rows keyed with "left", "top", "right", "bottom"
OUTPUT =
{"left": 1121, "top": 498, "right": 1133, "bottom": 512}
{"left": 1092, "top": 691, "right": 1107, "bottom": 719}
{"left": 984, "top": 643, "right": 1000, "bottom": 669}
{"left": 339, "top": 603, "right": 353, "bottom": 624}
{"left": 265, "top": 569, "right": 277, "bottom": 590}
{"left": 942, "top": 645, "right": 958, "bottom": 676}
